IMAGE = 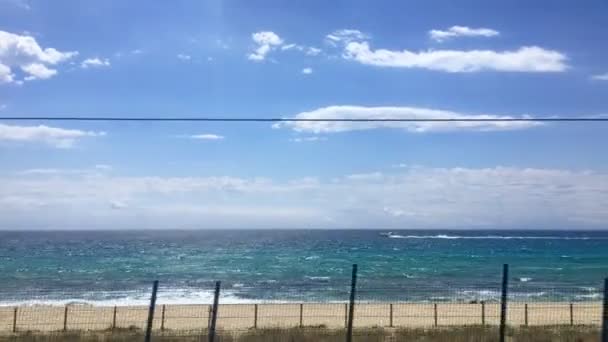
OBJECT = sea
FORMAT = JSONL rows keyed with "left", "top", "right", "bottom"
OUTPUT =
{"left": 0, "top": 230, "right": 607, "bottom": 306}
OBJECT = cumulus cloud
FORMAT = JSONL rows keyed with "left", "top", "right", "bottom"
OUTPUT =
{"left": 248, "top": 31, "right": 284, "bottom": 61}
{"left": 275, "top": 105, "right": 541, "bottom": 134}
{"left": 0, "top": 30, "right": 78, "bottom": 83}
{"left": 177, "top": 54, "right": 191, "bottom": 61}
{"left": 429, "top": 25, "right": 499, "bottom": 42}
{"left": 188, "top": 134, "right": 224, "bottom": 140}
{"left": 80, "top": 58, "right": 110, "bottom": 69}
{"left": 591, "top": 72, "right": 608, "bottom": 81}
{"left": 301, "top": 67, "right": 313, "bottom": 75}
{"left": 343, "top": 42, "right": 568, "bottom": 72}
{"left": 22, "top": 63, "right": 56, "bottom": 80}
{"left": 0, "top": 123, "right": 105, "bottom": 148}
{"left": 2, "top": 166, "right": 607, "bottom": 229}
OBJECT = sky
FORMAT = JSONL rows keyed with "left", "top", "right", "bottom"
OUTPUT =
{"left": 0, "top": 0, "right": 607, "bottom": 230}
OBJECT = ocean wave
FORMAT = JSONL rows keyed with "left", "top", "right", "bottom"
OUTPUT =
{"left": 0, "top": 288, "right": 252, "bottom": 306}
{"left": 518, "top": 277, "right": 532, "bottom": 282}
{"left": 385, "top": 234, "right": 599, "bottom": 240}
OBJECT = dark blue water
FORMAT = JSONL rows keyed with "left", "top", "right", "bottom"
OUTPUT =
{"left": 0, "top": 230, "right": 607, "bottom": 305}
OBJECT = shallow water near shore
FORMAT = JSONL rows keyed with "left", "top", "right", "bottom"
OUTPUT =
{"left": 1, "top": 230, "right": 607, "bottom": 305}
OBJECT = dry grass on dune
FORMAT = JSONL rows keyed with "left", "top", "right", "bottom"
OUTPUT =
{"left": 0, "top": 326, "right": 600, "bottom": 342}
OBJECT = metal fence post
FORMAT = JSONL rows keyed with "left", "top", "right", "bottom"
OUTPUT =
{"left": 346, "top": 264, "right": 358, "bottom": 342}
{"left": 434, "top": 303, "right": 438, "bottom": 327}
{"left": 299, "top": 303, "right": 304, "bottom": 328}
{"left": 499, "top": 264, "right": 509, "bottom": 342}
{"left": 524, "top": 303, "right": 528, "bottom": 326}
{"left": 602, "top": 278, "right": 608, "bottom": 342}
{"left": 570, "top": 303, "right": 573, "bottom": 326}
{"left": 161, "top": 304, "right": 166, "bottom": 331}
{"left": 112, "top": 306, "right": 117, "bottom": 330}
{"left": 481, "top": 301, "right": 485, "bottom": 326}
{"left": 209, "top": 281, "right": 221, "bottom": 342}
{"left": 253, "top": 304, "right": 258, "bottom": 329}
{"left": 144, "top": 280, "right": 159, "bottom": 342}
{"left": 389, "top": 303, "right": 393, "bottom": 328}
{"left": 63, "top": 305, "right": 68, "bottom": 331}
{"left": 12, "top": 307, "right": 17, "bottom": 333}
{"left": 344, "top": 303, "right": 348, "bottom": 328}
{"left": 207, "top": 305, "right": 212, "bottom": 328}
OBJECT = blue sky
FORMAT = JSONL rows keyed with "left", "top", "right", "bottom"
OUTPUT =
{"left": 1, "top": 0, "right": 608, "bottom": 229}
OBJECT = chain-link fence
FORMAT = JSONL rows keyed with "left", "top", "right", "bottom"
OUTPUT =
{"left": 0, "top": 265, "right": 606, "bottom": 341}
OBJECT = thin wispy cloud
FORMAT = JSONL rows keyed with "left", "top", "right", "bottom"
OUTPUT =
{"left": 291, "top": 136, "right": 326, "bottom": 143}
{"left": 188, "top": 134, "right": 224, "bottom": 140}
{"left": 591, "top": 72, "right": 608, "bottom": 81}
{"left": 0, "top": 123, "right": 106, "bottom": 148}
{"left": 281, "top": 44, "right": 322, "bottom": 56}
{"left": 0, "top": 30, "right": 78, "bottom": 84}
{"left": 429, "top": 25, "right": 499, "bottom": 42}
{"left": 81, "top": 58, "right": 110, "bottom": 69}
{"left": 301, "top": 67, "right": 313, "bottom": 75}
{"left": 275, "top": 105, "right": 541, "bottom": 134}
{"left": 325, "top": 29, "right": 370, "bottom": 46}
{"left": 177, "top": 54, "right": 192, "bottom": 61}
{"left": 343, "top": 43, "right": 568, "bottom": 73}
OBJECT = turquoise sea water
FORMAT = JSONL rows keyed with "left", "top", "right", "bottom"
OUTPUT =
{"left": 0, "top": 230, "right": 607, "bottom": 305}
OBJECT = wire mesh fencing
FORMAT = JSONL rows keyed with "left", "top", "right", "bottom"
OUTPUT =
{"left": 0, "top": 265, "right": 605, "bottom": 342}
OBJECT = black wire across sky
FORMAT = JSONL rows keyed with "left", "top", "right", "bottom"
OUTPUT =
{"left": 0, "top": 117, "right": 607, "bottom": 122}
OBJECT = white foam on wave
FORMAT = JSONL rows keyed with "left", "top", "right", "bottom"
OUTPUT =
{"left": 0, "top": 288, "right": 260, "bottom": 307}
{"left": 386, "top": 234, "right": 599, "bottom": 240}
{"left": 518, "top": 277, "right": 532, "bottom": 282}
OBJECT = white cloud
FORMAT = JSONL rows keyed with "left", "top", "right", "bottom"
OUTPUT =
{"left": 189, "top": 134, "right": 224, "bottom": 140}
{"left": 275, "top": 105, "right": 541, "bottom": 134}
{"left": 291, "top": 136, "right": 326, "bottom": 143}
{"left": 248, "top": 31, "right": 284, "bottom": 61}
{"left": 2, "top": 166, "right": 607, "bottom": 229}
{"left": 281, "top": 44, "right": 322, "bottom": 56}
{"left": 429, "top": 25, "right": 499, "bottom": 42}
{"left": 0, "top": 123, "right": 105, "bottom": 148}
{"left": 22, "top": 63, "right": 56, "bottom": 80}
{"left": 5, "top": 0, "right": 31, "bottom": 10}
{"left": 0, "top": 30, "right": 77, "bottom": 83}
{"left": 80, "top": 58, "right": 110, "bottom": 69}
{"left": 0, "top": 63, "right": 14, "bottom": 83}
{"left": 306, "top": 47, "right": 322, "bottom": 56}
{"left": 301, "top": 67, "right": 313, "bottom": 75}
{"left": 95, "top": 164, "right": 112, "bottom": 171}
{"left": 177, "top": 54, "right": 191, "bottom": 61}
{"left": 325, "top": 29, "right": 369, "bottom": 46}
{"left": 343, "top": 42, "right": 568, "bottom": 72}
{"left": 591, "top": 72, "right": 608, "bottom": 81}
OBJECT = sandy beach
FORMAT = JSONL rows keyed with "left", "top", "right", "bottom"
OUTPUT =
{"left": 0, "top": 302, "right": 601, "bottom": 333}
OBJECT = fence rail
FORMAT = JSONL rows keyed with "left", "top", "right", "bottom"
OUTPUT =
{"left": 0, "top": 264, "right": 606, "bottom": 342}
